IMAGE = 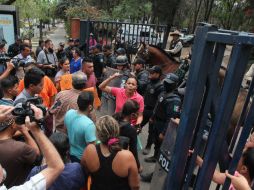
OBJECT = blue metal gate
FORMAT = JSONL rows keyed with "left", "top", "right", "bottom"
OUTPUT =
{"left": 164, "top": 23, "right": 254, "bottom": 189}
{"left": 79, "top": 20, "right": 167, "bottom": 56}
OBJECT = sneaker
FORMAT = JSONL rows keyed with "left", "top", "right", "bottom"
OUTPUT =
{"left": 144, "top": 156, "right": 156, "bottom": 163}
{"left": 142, "top": 147, "right": 151, "bottom": 155}
{"left": 140, "top": 172, "right": 153, "bottom": 182}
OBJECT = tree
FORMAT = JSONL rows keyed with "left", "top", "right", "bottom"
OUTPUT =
{"left": 203, "top": 0, "right": 215, "bottom": 21}
{"left": 212, "top": 0, "right": 246, "bottom": 29}
{"left": 151, "top": 0, "right": 182, "bottom": 48}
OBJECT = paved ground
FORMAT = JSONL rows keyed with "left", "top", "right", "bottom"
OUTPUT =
{"left": 39, "top": 24, "right": 220, "bottom": 190}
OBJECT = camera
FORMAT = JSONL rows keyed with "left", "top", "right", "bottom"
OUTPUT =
{"left": 11, "top": 57, "right": 26, "bottom": 68}
{"left": 0, "top": 53, "right": 11, "bottom": 65}
{"left": 12, "top": 97, "right": 47, "bottom": 126}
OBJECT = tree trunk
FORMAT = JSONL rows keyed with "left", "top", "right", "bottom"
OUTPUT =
{"left": 204, "top": 0, "right": 215, "bottom": 22}
{"left": 192, "top": 0, "right": 203, "bottom": 33}
{"left": 39, "top": 19, "right": 43, "bottom": 40}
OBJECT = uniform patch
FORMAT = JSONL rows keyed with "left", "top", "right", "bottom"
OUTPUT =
{"left": 174, "top": 105, "right": 180, "bottom": 112}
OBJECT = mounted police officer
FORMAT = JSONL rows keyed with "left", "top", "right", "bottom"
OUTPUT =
{"left": 103, "top": 44, "right": 116, "bottom": 68}
{"left": 133, "top": 58, "right": 149, "bottom": 96}
{"left": 140, "top": 65, "right": 164, "bottom": 155}
{"left": 144, "top": 73, "right": 182, "bottom": 163}
{"left": 168, "top": 30, "right": 183, "bottom": 62}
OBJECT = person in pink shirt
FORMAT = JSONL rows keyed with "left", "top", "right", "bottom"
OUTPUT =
{"left": 99, "top": 72, "right": 144, "bottom": 125}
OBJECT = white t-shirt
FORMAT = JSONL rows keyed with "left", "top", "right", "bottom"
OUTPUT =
{"left": 0, "top": 173, "right": 46, "bottom": 190}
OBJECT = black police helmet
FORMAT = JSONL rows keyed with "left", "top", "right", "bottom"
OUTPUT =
{"left": 116, "top": 55, "right": 128, "bottom": 66}
{"left": 164, "top": 73, "right": 179, "bottom": 85}
{"left": 116, "top": 48, "right": 126, "bottom": 55}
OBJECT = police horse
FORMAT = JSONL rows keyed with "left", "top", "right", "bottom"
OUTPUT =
{"left": 135, "top": 43, "right": 181, "bottom": 75}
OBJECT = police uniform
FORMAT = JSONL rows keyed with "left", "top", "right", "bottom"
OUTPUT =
{"left": 174, "top": 59, "right": 190, "bottom": 83}
{"left": 93, "top": 52, "right": 105, "bottom": 82}
{"left": 141, "top": 79, "right": 164, "bottom": 150}
{"left": 169, "top": 39, "right": 182, "bottom": 59}
{"left": 65, "top": 46, "right": 73, "bottom": 61}
{"left": 152, "top": 91, "right": 181, "bottom": 158}
{"left": 8, "top": 43, "right": 21, "bottom": 58}
{"left": 93, "top": 52, "right": 105, "bottom": 98}
{"left": 105, "top": 53, "right": 116, "bottom": 68}
{"left": 136, "top": 69, "right": 149, "bottom": 96}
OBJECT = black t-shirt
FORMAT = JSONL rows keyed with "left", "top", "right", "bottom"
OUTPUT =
{"left": 119, "top": 121, "right": 140, "bottom": 169}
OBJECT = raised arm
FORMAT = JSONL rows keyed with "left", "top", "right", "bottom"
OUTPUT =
{"left": 27, "top": 105, "right": 64, "bottom": 189}
{"left": 99, "top": 72, "right": 121, "bottom": 93}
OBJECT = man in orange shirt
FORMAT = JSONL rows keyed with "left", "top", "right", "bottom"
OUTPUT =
{"left": 18, "top": 63, "right": 57, "bottom": 108}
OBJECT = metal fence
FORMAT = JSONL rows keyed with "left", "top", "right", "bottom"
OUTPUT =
{"left": 79, "top": 20, "right": 167, "bottom": 56}
{"left": 164, "top": 23, "right": 254, "bottom": 189}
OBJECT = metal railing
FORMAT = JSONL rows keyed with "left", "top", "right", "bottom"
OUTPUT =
{"left": 164, "top": 23, "right": 254, "bottom": 190}
{"left": 79, "top": 20, "right": 167, "bottom": 56}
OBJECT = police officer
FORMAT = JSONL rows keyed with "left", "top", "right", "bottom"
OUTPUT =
{"left": 145, "top": 73, "right": 181, "bottom": 163}
{"left": 65, "top": 38, "right": 74, "bottom": 62}
{"left": 0, "top": 40, "right": 15, "bottom": 80}
{"left": 103, "top": 44, "right": 116, "bottom": 68}
{"left": 133, "top": 58, "right": 149, "bottom": 96}
{"left": 7, "top": 36, "right": 22, "bottom": 58}
{"left": 56, "top": 42, "right": 67, "bottom": 60}
{"left": 115, "top": 55, "right": 131, "bottom": 87}
{"left": 168, "top": 30, "right": 183, "bottom": 62}
{"left": 92, "top": 43, "right": 105, "bottom": 98}
{"left": 140, "top": 65, "right": 164, "bottom": 155}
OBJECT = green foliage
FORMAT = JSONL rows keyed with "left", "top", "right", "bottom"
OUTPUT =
{"left": 111, "top": 0, "right": 152, "bottom": 21}
{"left": 212, "top": 0, "right": 247, "bottom": 30}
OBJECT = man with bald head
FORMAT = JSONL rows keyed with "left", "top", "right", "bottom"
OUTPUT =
{"left": 52, "top": 71, "right": 87, "bottom": 133}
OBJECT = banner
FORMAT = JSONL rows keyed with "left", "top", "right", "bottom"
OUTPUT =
{"left": 0, "top": 14, "right": 15, "bottom": 47}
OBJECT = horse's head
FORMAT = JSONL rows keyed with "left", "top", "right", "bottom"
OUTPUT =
{"left": 136, "top": 42, "right": 150, "bottom": 61}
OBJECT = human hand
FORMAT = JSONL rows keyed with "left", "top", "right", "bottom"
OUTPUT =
{"left": 7, "top": 61, "right": 15, "bottom": 71}
{"left": 0, "top": 105, "right": 14, "bottom": 122}
{"left": 159, "top": 133, "right": 164, "bottom": 141}
{"left": 30, "top": 104, "right": 43, "bottom": 120}
{"left": 225, "top": 171, "right": 251, "bottom": 190}
{"left": 111, "top": 72, "right": 122, "bottom": 79}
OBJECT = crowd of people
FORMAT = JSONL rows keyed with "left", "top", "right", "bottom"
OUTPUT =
{"left": 0, "top": 32, "right": 253, "bottom": 190}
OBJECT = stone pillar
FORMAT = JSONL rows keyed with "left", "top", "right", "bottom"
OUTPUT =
{"left": 71, "top": 18, "right": 80, "bottom": 39}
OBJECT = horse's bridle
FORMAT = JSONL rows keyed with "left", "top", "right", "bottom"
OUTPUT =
{"left": 136, "top": 43, "right": 150, "bottom": 61}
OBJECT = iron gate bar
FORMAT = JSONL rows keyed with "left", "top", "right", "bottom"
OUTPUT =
{"left": 195, "top": 44, "right": 252, "bottom": 189}
{"left": 207, "top": 32, "right": 254, "bottom": 45}
{"left": 148, "top": 24, "right": 151, "bottom": 45}
{"left": 229, "top": 76, "right": 254, "bottom": 153}
{"left": 128, "top": 23, "right": 130, "bottom": 45}
{"left": 222, "top": 89, "right": 254, "bottom": 189}
{"left": 164, "top": 25, "right": 218, "bottom": 190}
{"left": 183, "top": 43, "right": 226, "bottom": 189}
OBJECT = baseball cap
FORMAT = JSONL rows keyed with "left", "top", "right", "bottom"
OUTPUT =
{"left": 0, "top": 117, "right": 15, "bottom": 132}
{"left": 133, "top": 58, "right": 146, "bottom": 65}
{"left": 148, "top": 65, "right": 162, "bottom": 74}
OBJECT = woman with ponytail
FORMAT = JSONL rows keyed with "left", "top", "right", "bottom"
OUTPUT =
{"left": 113, "top": 100, "right": 141, "bottom": 172}
{"left": 81, "top": 115, "right": 139, "bottom": 190}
